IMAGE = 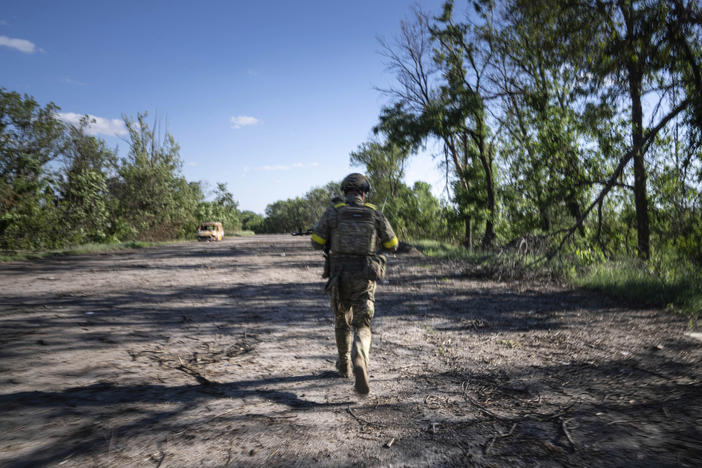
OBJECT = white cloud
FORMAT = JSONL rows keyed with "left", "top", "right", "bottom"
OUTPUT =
{"left": 0, "top": 35, "right": 37, "bottom": 53}
{"left": 230, "top": 115, "right": 260, "bottom": 129}
{"left": 57, "top": 112, "right": 128, "bottom": 137}
{"left": 257, "top": 162, "right": 319, "bottom": 171}
{"left": 185, "top": 161, "right": 197, "bottom": 167}
{"left": 61, "top": 76, "right": 86, "bottom": 86}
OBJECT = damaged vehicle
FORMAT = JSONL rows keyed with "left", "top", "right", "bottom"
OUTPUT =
{"left": 197, "top": 221, "right": 224, "bottom": 241}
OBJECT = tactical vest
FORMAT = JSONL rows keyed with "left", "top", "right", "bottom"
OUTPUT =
{"left": 330, "top": 204, "right": 377, "bottom": 256}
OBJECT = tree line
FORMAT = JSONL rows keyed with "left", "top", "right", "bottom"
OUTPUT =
{"left": 357, "top": 0, "right": 701, "bottom": 263}
{"left": 2, "top": 0, "right": 700, "bottom": 267}
{"left": 0, "top": 87, "right": 451, "bottom": 251}
{"left": 0, "top": 90, "right": 248, "bottom": 250}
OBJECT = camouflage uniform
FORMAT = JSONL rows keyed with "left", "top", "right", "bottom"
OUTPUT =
{"left": 311, "top": 191, "right": 398, "bottom": 394}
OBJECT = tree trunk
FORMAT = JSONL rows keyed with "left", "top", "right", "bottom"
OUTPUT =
{"left": 464, "top": 215, "right": 473, "bottom": 250}
{"left": 478, "top": 132, "right": 496, "bottom": 248}
{"left": 482, "top": 167, "right": 496, "bottom": 247}
{"left": 629, "top": 70, "right": 650, "bottom": 260}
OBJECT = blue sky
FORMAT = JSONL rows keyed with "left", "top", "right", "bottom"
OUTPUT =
{"left": 1, "top": 0, "right": 447, "bottom": 214}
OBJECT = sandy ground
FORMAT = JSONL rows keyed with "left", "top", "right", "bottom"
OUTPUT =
{"left": 0, "top": 234, "right": 700, "bottom": 467}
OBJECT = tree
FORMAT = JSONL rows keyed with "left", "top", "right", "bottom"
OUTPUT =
{"left": 0, "top": 89, "right": 66, "bottom": 249}
{"left": 376, "top": 2, "right": 500, "bottom": 248}
{"left": 58, "top": 116, "right": 117, "bottom": 244}
{"left": 262, "top": 181, "right": 342, "bottom": 234}
{"left": 524, "top": 0, "right": 702, "bottom": 259}
{"left": 493, "top": 1, "right": 604, "bottom": 239}
{"left": 389, "top": 181, "right": 445, "bottom": 241}
{"left": 241, "top": 210, "right": 265, "bottom": 233}
{"left": 350, "top": 139, "right": 409, "bottom": 208}
{"left": 112, "top": 113, "right": 200, "bottom": 241}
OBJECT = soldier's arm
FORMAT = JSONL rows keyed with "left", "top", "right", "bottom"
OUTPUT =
{"left": 310, "top": 208, "right": 333, "bottom": 251}
{"left": 377, "top": 212, "right": 399, "bottom": 253}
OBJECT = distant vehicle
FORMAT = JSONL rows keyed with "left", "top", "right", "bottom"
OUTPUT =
{"left": 197, "top": 221, "right": 224, "bottom": 241}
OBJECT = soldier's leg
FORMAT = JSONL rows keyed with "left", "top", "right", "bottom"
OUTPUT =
{"left": 330, "top": 289, "right": 353, "bottom": 377}
{"left": 351, "top": 300, "right": 374, "bottom": 367}
{"left": 350, "top": 280, "right": 376, "bottom": 394}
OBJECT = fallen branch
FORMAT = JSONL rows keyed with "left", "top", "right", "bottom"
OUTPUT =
{"left": 461, "top": 383, "right": 510, "bottom": 422}
{"left": 176, "top": 356, "right": 213, "bottom": 385}
{"left": 542, "top": 402, "right": 577, "bottom": 421}
{"left": 561, "top": 418, "right": 576, "bottom": 450}
{"left": 545, "top": 97, "right": 691, "bottom": 261}
{"left": 424, "top": 394, "right": 443, "bottom": 408}
{"left": 346, "top": 407, "right": 374, "bottom": 429}
{"left": 484, "top": 423, "right": 517, "bottom": 455}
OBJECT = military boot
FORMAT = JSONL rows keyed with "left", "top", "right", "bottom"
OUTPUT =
{"left": 351, "top": 345, "right": 370, "bottom": 395}
{"left": 335, "top": 328, "right": 353, "bottom": 378}
{"left": 335, "top": 356, "right": 351, "bottom": 378}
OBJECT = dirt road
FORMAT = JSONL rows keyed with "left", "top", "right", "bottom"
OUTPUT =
{"left": 1, "top": 234, "right": 700, "bottom": 467}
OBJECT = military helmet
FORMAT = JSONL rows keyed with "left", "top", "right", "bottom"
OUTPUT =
{"left": 341, "top": 173, "right": 371, "bottom": 194}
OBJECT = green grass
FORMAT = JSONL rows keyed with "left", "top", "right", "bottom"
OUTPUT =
{"left": 0, "top": 231, "right": 260, "bottom": 262}
{"left": 228, "top": 230, "right": 256, "bottom": 237}
{"left": 0, "top": 240, "right": 157, "bottom": 262}
{"left": 574, "top": 258, "right": 701, "bottom": 323}
{"left": 412, "top": 239, "right": 480, "bottom": 260}
{"left": 411, "top": 238, "right": 701, "bottom": 323}
{"left": 413, "top": 239, "right": 551, "bottom": 281}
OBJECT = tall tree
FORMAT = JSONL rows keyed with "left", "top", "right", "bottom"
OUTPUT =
{"left": 58, "top": 116, "right": 117, "bottom": 244}
{"left": 0, "top": 89, "right": 66, "bottom": 249}
{"left": 527, "top": 0, "right": 701, "bottom": 259}
{"left": 376, "top": 2, "right": 500, "bottom": 247}
{"left": 493, "top": 1, "right": 604, "bottom": 238}
{"left": 349, "top": 139, "right": 409, "bottom": 209}
{"left": 113, "top": 113, "right": 199, "bottom": 240}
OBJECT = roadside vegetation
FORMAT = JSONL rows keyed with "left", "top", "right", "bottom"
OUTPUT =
{"left": 0, "top": 240, "right": 153, "bottom": 262}
{"left": 413, "top": 239, "right": 701, "bottom": 323}
{"left": 1, "top": 1, "right": 699, "bottom": 321}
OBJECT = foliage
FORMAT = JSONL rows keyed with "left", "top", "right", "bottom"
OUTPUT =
{"left": 573, "top": 253, "right": 701, "bottom": 321}
{"left": 414, "top": 237, "right": 701, "bottom": 320}
{"left": 0, "top": 88, "right": 66, "bottom": 249}
{"left": 57, "top": 116, "right": 117, "bottom": 244}
{"left": 350, "top": 140, "right": 409, "bottom": 206}
{"left": 111, "top": 113, "right": 201, "bottom": 241}
{"left": 384, "top": 181, "right": 446, "bottom": 241}
{"left": 1, "top": 0, "right": 701, "bottom": 330}
{"left": 376, "top": 2, "right": 501, "bottom": 248}
{"left": 195, "top": 182, "right": 242, "bottom": 234}
{"left": 240, "top": 210, "right": 265, "bottom": 233}
{"left": 262, "top": 182, "right": 341, "bottom": 233}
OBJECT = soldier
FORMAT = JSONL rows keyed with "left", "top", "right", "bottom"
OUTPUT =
{"left": 311, "top": 173, "right": 399, "bottom": 394}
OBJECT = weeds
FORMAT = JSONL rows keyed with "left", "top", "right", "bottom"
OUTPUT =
{"left": 413, "top": 238, "right": 701, "bottom": 324}
{"left": 574, "top": 256, "right": 701, "bottom": 323}
{"left": 0, "top": 231, "right": 259, "bottom": 262}
{"left": 228, "top": 230, "right": 256, "bottom": 237}
{"left": 0, "top": 241, "right": 157, "bottom": 262}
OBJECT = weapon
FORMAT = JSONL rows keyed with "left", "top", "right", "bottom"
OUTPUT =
{"left": 291, "top": 229, "right": 313, "bottom": 236}
{"left": 322, "top": 247, "right": 330, "bottom": 279}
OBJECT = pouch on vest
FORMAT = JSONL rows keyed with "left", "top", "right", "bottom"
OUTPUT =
{"left": 331, "top": 206, "right": 376, "bottom": 255}
{"left": 364, "top": 253, "right": 386, "bottom": 281}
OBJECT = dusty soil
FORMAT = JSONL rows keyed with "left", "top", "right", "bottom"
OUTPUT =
{"left": 0, "top": 234, "right": 700, "bottom": 467}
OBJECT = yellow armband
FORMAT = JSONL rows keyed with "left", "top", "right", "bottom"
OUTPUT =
{"left": 383, "top": 236, "right": 399, "bottom": 249}
{"left": 311, "top": 233, "right": 327, "bottom": 245}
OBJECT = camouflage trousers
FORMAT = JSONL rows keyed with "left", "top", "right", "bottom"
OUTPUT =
{"left": 329, "top": 271, "right": 376, "bottom": 370}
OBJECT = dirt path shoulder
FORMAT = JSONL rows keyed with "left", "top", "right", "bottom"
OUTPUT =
{"left": 0, "top": 234, "right": 700, "bottom": 467}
